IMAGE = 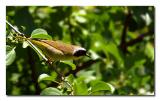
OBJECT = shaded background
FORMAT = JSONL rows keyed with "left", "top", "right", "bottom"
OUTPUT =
{"left": 6, "top": 6, "right": 154, "bottom": 95}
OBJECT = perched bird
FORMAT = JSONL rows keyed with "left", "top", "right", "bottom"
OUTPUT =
{"left": 29, "top": 39, "right": 88, "bottom": 61}
{"left": 6, "top": 21, "right": 88, "bottom": 61}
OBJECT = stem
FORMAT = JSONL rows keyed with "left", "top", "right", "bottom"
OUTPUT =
{"left": 47, "top": 61, "right": 73, "bottom": 95}
{"left": 27, "top": 48, "right": 40, "bottom": 95}
{"left": 6, "top": 20, "right": 48, "bottom": 62}
{"left": 6, "top": 20, "right": 64, "bottom": 78}
{"left": 126, "top": 33, "right": 151, "bottom": 46}
{"left": 64, "top": 80, "right": 74, "bottom": 95}
{"left": 47, "top": 61, "right": 65, "bottom": 81}
{"left": 7, "top": 20, "right": 73, "bottom": 94}
{"left": 6, "top": 20, "right": 24, "bottom": 35}
{"left": 27, "top": 40, "right": 48, "bottom": 61}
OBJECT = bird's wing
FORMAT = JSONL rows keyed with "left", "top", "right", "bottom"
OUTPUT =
{"left": 40, "top": 40, "right": 75, "bottom": 55}
{"left": 30, "top": 39, "right": 64, "bottom": 60}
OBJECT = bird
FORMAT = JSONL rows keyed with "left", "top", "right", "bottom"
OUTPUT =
{"left": 6, "top": 21, "right": 89, "bottom": 61}
{"left": 29, "top": 39, "right": 89, "bottom": 61}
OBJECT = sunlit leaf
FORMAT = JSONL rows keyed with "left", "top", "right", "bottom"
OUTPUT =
{"left": 103, "top": 43, "right": 124, "bottom": 66}
{"left": 6, "top": 45, "right": 16, "bottom": 66}
{"left": 73, "top": 78, "right": 88, "bottom": 95}
{"left": 75, "top": 16, "right": 87, "bottom": 23}
{"left": 66, "top": 74, "right": 74, "bottom": 84}
{"left": 90, "top": 80, "right": 113, "bottom": 94}
{"left": 76, "top": 70, "right": 96, "bottom": 83}
{"left": 60, "top": 60, "right": 76, "bottom": 70}
{"left": 38, "top": 73, "right": 57, "bottom": 83}
{"left": 22, "top": 41, "right": 29, "bottom": 48}
{"left": 141, "top": 13, "right": 152, "bottom": 26}
{"left": 145, "top": 43, "right": 154, "bottom": 61}
{"left": 40, "top": 87, "right": 62, "bottom": 95}
{"left": 31, "top": 28, "right": 52, "bottom": 40}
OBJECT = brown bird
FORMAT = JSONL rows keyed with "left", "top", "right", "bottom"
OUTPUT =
{"left": 29, "top": 39, "right": 88, "bottom": 61}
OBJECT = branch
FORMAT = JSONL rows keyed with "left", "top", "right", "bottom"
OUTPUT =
{"left": 6, "top": 20, "right": 24, "bottom": 35}
{"left": 126, "top": 32, "right": 152, "bottom": 46}
{"left": 6, "top": 20, "right": 65, "bottom": 81}
{"left": 6, "top": 20, "right": 48, "bottom": 62}
{"left": 119, "top": 11, "right": 132, "bottom": 53}
{"left": 65, "top": 59, "right": 101, "bottom": 76}
{"left": 27, "top": 48, "right": 41, "bottom": 95}
{"left": 6, "top": 20, "right": 43, "bottom": 94}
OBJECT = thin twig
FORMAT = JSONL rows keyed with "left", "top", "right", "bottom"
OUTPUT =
{"left": 6, "top": 21, "right": 65, "bottom": 78}
{"left": 6, "top": 21, "right": 66, "bottom": 78}
{"left": 7, "top": 20, "right": 73, "bottom": 94}
{"left": 27, "top": 40, "right": 48, "bottom": 61}
{"left": 6, "top": 20, "right": 48, "bottom": 61}
{"left": 6, "top": 20, "right": 23, "bottom": 35}
{"left": 7, "top": 20, "right": 42, "bottom": 94}
{"left": 126, "top": 33, "right": 152, "bottom": 46}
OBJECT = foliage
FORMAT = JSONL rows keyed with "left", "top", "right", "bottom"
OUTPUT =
{"left": 6, "top": 6, "right": 154, "bottom": 95}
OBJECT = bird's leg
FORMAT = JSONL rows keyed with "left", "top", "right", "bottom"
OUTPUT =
{"left": 51, "top": 60, "right": 65, "bottom": 81}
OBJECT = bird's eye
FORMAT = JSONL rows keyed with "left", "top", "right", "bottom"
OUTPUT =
{"left": 73, "top": 49, "right": 87, "bottom": 57}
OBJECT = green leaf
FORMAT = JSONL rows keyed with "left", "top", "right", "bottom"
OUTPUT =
{"left": 60, "top": 60, "right": 76, "bottom": 70}
{"left": 6, "top": 45, "right": 16, "bottom": 66}
{"left": 76, "top": 70, "right": 96, "bottom": 83}
{"left": 38, "top": 73, "right": 57, "bottom": 83}
{"left": 145, "top": 43, "right": 154, "bottom": 61}
{"left": 75, "top": 16, "right": 87, "bottom": 23}
{"left": 73, "top": 78, "right": 88, "bottom": 95}
{"left": 22, "top": 41, "right": 29, "bottom": 48}
{"left": 31, "top": 28, "right": 52, "bottom": 40}
{"left": 40, "top": 87, "right": 62, "bottom": 95}
{"left": 66, "top": 74, "right": 74, "bottom": 84}
{"left": 103, "top": 43, "right": 124, "bottom": 66}
{"left": 106, "top": 83, "right": 115, "bottom": 93}
{"left": 90, "top": 80, "right": 113, "bottom": 94}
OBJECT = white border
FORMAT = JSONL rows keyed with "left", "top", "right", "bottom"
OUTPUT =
{"left": 155, "top": 3, "right": 160, "bottom": 99}
{"left": 0, "top": 0, "right": 160, "bottom": 101}
{"left": 5, "top": 0, "right": 156, "bottom": 6}
{"left": 0, "top": 0, "right": 6, "bottom": 100}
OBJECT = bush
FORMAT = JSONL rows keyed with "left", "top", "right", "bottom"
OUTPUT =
{"left": 6, "top": 6, "right": 154, "bottom": 95}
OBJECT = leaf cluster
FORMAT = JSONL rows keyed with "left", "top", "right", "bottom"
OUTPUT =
{"left": 6, "top": 6, "right": 154, "bottom": 95}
